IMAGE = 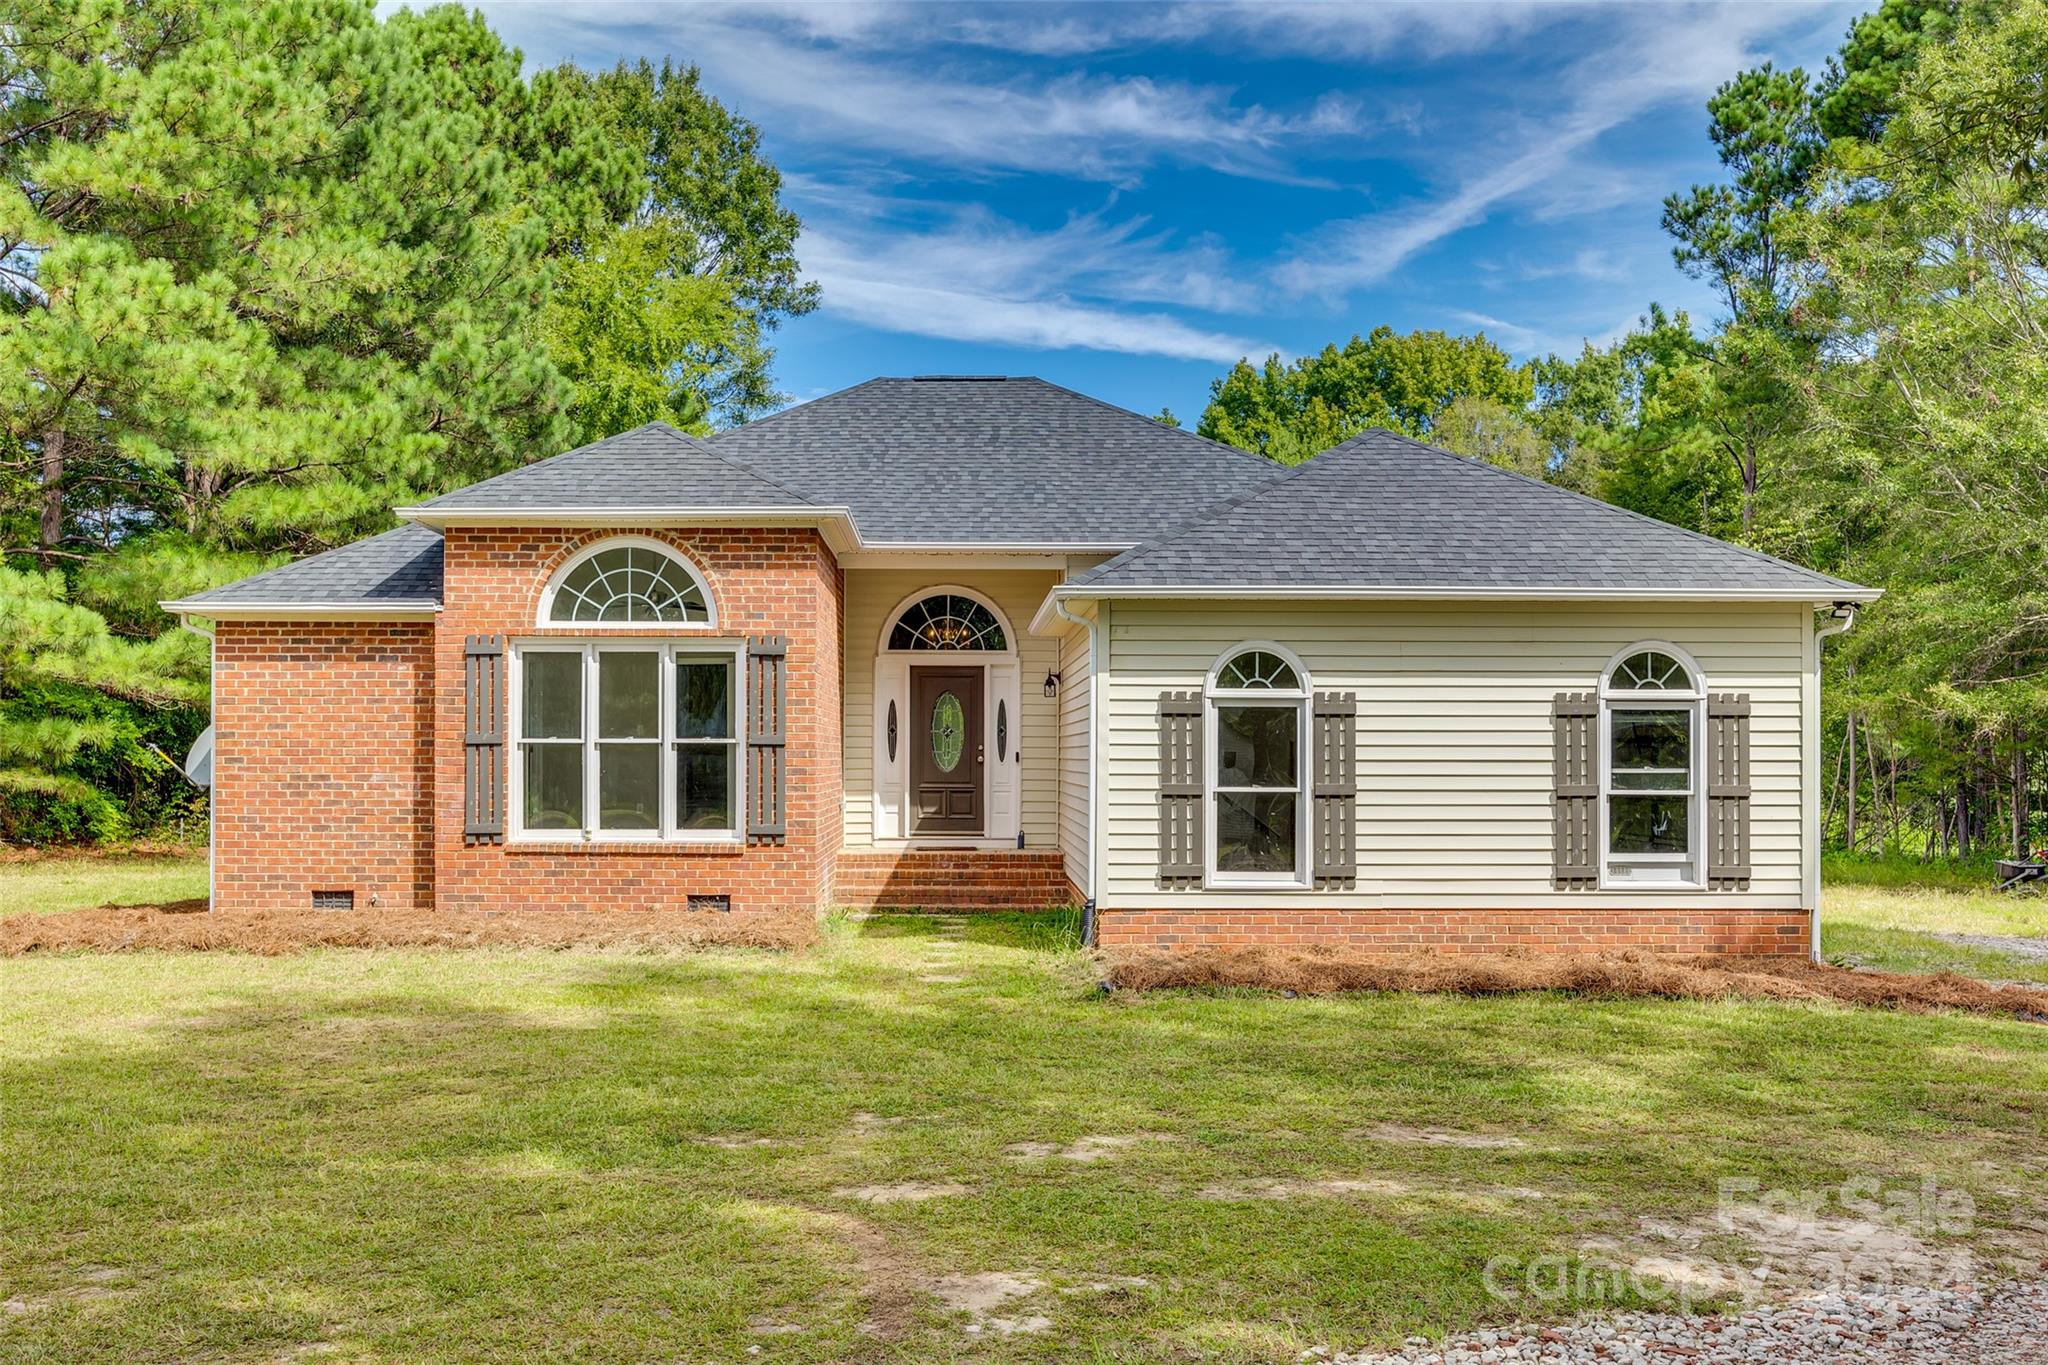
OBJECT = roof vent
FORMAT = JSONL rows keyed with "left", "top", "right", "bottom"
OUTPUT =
{"left": 911, "top": 374, "right": 1008, "bottom": 382}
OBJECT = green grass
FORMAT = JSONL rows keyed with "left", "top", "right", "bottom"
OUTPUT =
{"left": 0, "top": 851, "right": 208, "bottom": 915}
{"left": 1821, "top": 855, "right": 2048, "bottom": 983}
{"left": 5, "top": 903, "right": 2047, "bottom": 1362}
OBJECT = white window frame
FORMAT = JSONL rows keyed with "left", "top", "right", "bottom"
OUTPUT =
{"left": 538, "top": 535, "right": 719, "bottom": 630}
{"left": 1598, "top": 641, "right": 1706, "bottom": 889}
{"left": 1203, "top": 641, "right": 1311, "bottom": 890}
{"left": 508, "top": 638, "right": 745, "bottom": 845}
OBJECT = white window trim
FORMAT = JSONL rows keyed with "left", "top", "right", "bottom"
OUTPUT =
{"left": 507, "top": 637, "right": 745, "bottom": 845}
{"left": 538, "top": 535, "right": 720, "bottom": 630}
{"left": 1203, "top": 641, "right": 1312, "bottom": 890}
{"left": 1597, "top": 641, "right": 1706, "bottom": 890}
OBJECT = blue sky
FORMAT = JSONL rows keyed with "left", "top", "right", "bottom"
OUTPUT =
{"left": 463, "top": 0, "right": 1861, "bottom": 421}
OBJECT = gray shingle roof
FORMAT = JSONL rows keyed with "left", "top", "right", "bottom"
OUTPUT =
{"left": 168, "top": 523, "right": 444, "bottom": 611}
{"left": 703, "top": 377, "right": 1281, "bottom": 543}
{"left": 413, "top": 421, "right": 823, "bottom": 512}
{"left": 1065, "top": 429, "right": 1874, "bottom": 599}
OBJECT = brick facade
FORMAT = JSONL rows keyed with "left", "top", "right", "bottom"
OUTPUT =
{"left": 212, "top": 621, "right": 435, "bottom": 911}
{"left": 431, "top": 527, "right": 844, "bottom": 914}
{"left": 1094, "top": 907, "right": 1814, "bottom": 955}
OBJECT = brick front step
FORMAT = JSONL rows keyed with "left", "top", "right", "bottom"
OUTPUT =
{"left": 836, "top": 850, "right": 1076, "bottom": 911}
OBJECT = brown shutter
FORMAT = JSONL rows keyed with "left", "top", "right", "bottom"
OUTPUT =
{"left": 746, "top": 636, "right": 787, "bottom": 843}
{"left": 1158, "top": 691, "right": 1203, "bottom": 885}
{"left": 1707, "top": 692, "right": 1753, "bottom": 889}
{"left": 463, "top": 635, "right": 506, "bottom": 845}
{"left": 1552, "top": 692, "right": 1597, "bottom": 888}
{"left": 1312, "top": 691, "right": 1357, "bottom": 885}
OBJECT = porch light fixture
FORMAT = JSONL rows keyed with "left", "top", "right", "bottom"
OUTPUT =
{"left": 1043, "top": 669, "right": 1060, "bottom": 698}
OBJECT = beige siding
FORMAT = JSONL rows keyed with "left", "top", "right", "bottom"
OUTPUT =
{"left": 1101, "top": 600, "right": 1811, "bottom": 909}
{"left": 1056, "top": 617, "right": 1094, "bottom": 892}
{"left": 842, "top": 569, "right": 1062, "bottom": 848}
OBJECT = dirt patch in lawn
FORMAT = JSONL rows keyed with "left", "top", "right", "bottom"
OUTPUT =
{"left": 1003, "top": 1133, "right": 1174, "bottom": 1163}
{"left": 1351, "top": 1122, "right": 1528, "bottom": 1149}
{"left": 0, "top": 902, "right": 817, "bottom": 956}
{"left": 1099, "top": 946, "right": 2048, "bottom": 1020}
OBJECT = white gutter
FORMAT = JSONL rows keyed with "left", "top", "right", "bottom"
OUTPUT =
{"left": 394, "top": 504, "right": 863, "bottom": 555}
{"left": 1051, "top": 596, "right": 1102, "bottom": 925}
{"left": 160, "top": 600, "right": 441, "bottom": 621}
{"left": 1809, "top": 602, "right": 1861, "bottom": 960}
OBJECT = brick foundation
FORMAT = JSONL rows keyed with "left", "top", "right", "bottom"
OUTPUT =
{"left": 1094, "top": 907, "right": 1814, "bottom": 955}
{"left": 835, "top": 850, "right": 1076, "bottom": 910}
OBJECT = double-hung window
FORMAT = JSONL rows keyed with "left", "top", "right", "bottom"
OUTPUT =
{"left": 1601, "top": 645, "right": 1704, "bottom": 886}
{"left": 514, "top": 642, "right": 741, "bottom": 842}
{"left": 1206, "top": 645, "right": 1310, "bottom": 887}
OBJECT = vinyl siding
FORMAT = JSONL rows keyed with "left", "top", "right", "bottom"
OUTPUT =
{"left": 842, "top": 569, "right": 1061, "bottom": 848}
{"left": 1057, "top": 615, "right": 1094, "bottom": 893}
{"left": 1100, "top": 600, "right": 1811, "bottom": 909}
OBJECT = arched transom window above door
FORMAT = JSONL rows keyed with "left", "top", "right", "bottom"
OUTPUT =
{"left": 541, "top": 538, "right": 714, "bottom": 626}
{"left": 888, "top": 592, "right": 1007, "bottom": 651}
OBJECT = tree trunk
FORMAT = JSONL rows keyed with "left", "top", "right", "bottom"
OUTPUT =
{"left": 1740, "top": 440, "right": 1758, "bottom": 536}
{"left": 1845, "top": 714, "right": 1859, "bottom": 852}
{"left": 38, "top": 425, "right": 65, "bottom": 567}
{"left": 2015, "top": 729, "right": 2030, "bottom": 859}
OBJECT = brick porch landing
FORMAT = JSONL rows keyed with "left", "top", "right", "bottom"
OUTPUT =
{"left": 835, "top": 850, "right": 1076, "bottom": 911}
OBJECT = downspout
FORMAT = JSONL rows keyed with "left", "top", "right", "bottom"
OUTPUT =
{"left": 1810, "top": 603, "right": 1860, "bottom": 960}
{"left": 1052, "top": 595, "right": 1101, "bottom": 945}
{"left": 180, "top": 617, "right": 216, "bottom": 912}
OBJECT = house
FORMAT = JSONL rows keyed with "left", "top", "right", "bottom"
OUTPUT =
{"left": 165, "top": 376, "right": 1878, "bottom": 954}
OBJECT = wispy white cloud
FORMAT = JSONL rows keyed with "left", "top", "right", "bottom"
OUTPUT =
{"left": 1270, "top": 4, "right": 1814, "bottom": 296}
{"left": 491, "top": 2, "right": 1380, "bottom": 185}
{"left": 795, "top": 208, "right": 1271, "bottom": 359}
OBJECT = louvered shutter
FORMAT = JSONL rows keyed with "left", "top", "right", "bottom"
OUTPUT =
{"left": 463, "top": 635, "right": 506, "bottom": 844}
{"left": 1312, "top": 691, "right": 1357, "bottom": 884}
{"left": 746, "top": 636, "right": 788, "bottom": 843}
{"left": 1706, "top": 692, "right": 1753, "bottom": 889}
{"left": 1551, "top": 692, "right": 1597, "bottom": 888}
{"left": 1158, "top": 691, "right": 1203, "bottom": 885}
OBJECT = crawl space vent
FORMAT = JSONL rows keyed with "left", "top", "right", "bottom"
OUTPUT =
{"left": 311, "top": 889, "right": 354, "bottom": 911}
{"left": 687, "top": 894, "right": 732, "bottom": 914}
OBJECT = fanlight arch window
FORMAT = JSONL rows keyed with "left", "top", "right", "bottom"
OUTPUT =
{"left": 543, "top": 539, "right": 713, "bottom": 625}
{"left": 888, "top": 593, "right": 1008, "bottom": 651}
{"left": 1206, "top": 643, "right": 1310, "bottom": 886}
{"left": 1600, "top": 643, "right": 1705, "bottom": 885}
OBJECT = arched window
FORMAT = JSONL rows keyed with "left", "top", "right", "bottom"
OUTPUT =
{"left": 888, "top": 592, "right": 1007, "bottom": 651}
{"left": 1207, "top": 643, "right": 1309, "bottom": 885}
{"left": 542, "top": 538, "right": 713, "bottom": 625}
{"left": 1601, "top": 644, "right": 1704, "bottom": 885}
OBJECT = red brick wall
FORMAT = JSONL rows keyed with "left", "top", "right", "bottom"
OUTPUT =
{"left": 431, "top": 527, "right": 843, "bottom": 914}
{"left": 1095, "top": 907, "right": 1814, "bottom": 955}
{"left": 212, "top": 622, "right": 435, "bottom": 911}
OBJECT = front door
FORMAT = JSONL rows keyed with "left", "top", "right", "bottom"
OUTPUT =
{"left": 910, "top": 667, "right": 983, "bottom": 833}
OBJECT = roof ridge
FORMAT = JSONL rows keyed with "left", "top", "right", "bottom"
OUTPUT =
{"left": 1070, "top": 446, "right": 1323, "bottom": 585}
{"left": 1349, "top": 428, "right": 1862, "bottom": 591}
{"left": 704, "top": 377, "right": 893, "bottom": 442}
{"left": 1023, "top": 376, "right": 1282, "bottom": 472}
{"left": 641, "top": 420, "right": 825, "bottom": 507}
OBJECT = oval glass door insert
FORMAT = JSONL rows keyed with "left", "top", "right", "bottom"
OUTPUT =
{"left": 930, "top": 691, "right": 965, "bottom": 772}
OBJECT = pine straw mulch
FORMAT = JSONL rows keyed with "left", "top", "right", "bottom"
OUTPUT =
{"left": 0, "top": 901, "right": 817, "bottom": 956}
{"left": 1099, "top": 946, "right": 2048, "bottom": 1020}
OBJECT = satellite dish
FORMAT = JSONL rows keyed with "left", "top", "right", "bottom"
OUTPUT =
{"left": 183, "top": 725, "right": 214, "bottom": 789}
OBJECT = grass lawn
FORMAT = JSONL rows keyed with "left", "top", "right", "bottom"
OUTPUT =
{"left": 4, "top": 886, "right": 2046, "bottom": 1361}
{"left": 0, "top": 850, "right": 208, "bottom": 916}
{"left": 1821, "top": 854, "right": 2048, "bottom": 984}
